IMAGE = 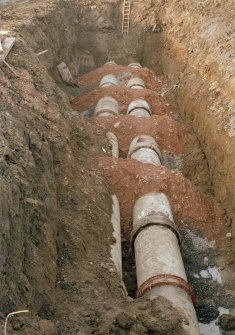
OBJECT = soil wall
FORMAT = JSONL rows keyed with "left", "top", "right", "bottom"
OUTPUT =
{"left": 151, "top": 0, "right": 235, "bottom": 254}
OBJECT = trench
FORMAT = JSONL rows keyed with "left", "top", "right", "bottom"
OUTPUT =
{"left": 0, "top": 0, "right": 235, "bottom": 335}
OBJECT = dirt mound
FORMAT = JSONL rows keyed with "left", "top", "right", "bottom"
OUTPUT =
{"left": 98, "top": 156, "right": 226, "bottom": 242}
{"left": 79, "top": 64, "right": 169, "bottom": 91}
{"left": 91, "top": 114, "right": 188, "bottom": 156}
{"left": 72, "top": 85, "right": 175, "bottom": 115}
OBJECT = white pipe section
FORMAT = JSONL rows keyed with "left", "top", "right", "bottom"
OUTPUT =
{"left": 110, "top": 195, "right": 128, "bottom": 296}
{"left": 131, "top": 148, "right": 161, "bottom": 166}
{"left": 128, "top": 62, "right": 142, "bottom": 69}
{"left": 99, "top": 74, "right": 119, "bottom": 87}
{"left": 104, "top": 61, "right": 117, "bottom": 66}
{"left": 94, "top": 97, "right": 119, "bottom": 117}
{"left": 128, "top": 135, "right": 162, "bottom": 166}
{"left": 127, "top": 77, "right": 145, "bottom": 89}
{"left": 110, "top": 195, "right": 122, "bottom": 277}
{"left": 132, "top": 193, "right": 200, "bottom": 335}
{"left": 107, "top": 132, "right": 119, "bottom": 158}
{"left": 127, "top": 99, "right": 151, "bottom": 117}
{"left": 57, "top": 62, "right": 73, "bottom": 84}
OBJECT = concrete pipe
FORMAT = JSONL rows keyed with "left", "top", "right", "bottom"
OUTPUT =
{"left": 111, "top": 195, "right": 128, "bottom": 296}
{"left": 110, "top": 195, "right": 122, "bottom": 277}
{"left": 99, "top": 74, "right": 119, "bottom": 87}
{"left": 127, "top": 77, "right": 145, "bottom": 89}
{"left": 128, "top": 62, "right": 142, "bottom": 69}
{"left": 107, "top": 132, "right": 119, "bottom": 158}
{"left": 127, "top": 99, "right": 151, "bottom": 117}
{"left": 132, "top": 193, "right": 200, "bottom": 335}
{"left": 128, "top": 135, "right": 162, "bottom": 166}
{"left": 104, "top": 61, "right": 117, "bottom": 66}
{"left": 94, "top": 97, "right": 119, "bottom": 117}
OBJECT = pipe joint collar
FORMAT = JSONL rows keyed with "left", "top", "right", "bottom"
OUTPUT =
{"left": 128, "top": 135, "right": 162, "bottom": 161}
{"left": 128, "top": 62, "right": 142, "bottom": 69}
{"left": 127, "top": 106, "right": 151, "bottom": 116}
{"left": 127, "top": 77, "right": 145, "bottom": 89}
{"left": 137, "top": 274, "right": 196, "bottom": 305}
{"left": 130, "top": 212, "right": 181, "bottom": 251}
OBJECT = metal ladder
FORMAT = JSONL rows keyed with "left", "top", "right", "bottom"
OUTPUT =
{"left": 122, "top": 0, "right": 131, "bottom": 34}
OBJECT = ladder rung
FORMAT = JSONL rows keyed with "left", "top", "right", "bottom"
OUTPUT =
{"left": 122, "top": 0, "right": 130, "bottom": 34}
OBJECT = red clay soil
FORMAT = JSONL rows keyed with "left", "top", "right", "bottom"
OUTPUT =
{"left": 78, "top": 64, "right": 169, "bottom": 91}
{"left": 91, "top": 114, "right": 188, "bottom": 156}
{"left": 72, "top": 86, "right": 175, "bottom": 115}
{"left": 97, "top": 156, "right": 226, "bottom": 243}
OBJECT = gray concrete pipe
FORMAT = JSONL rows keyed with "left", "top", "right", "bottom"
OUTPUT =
{"left": 94, "top": 97, "right": 119, "bottom": 117}
{"left": 104, "top": 61, "right": 117, "bottom": 66}
{"left": 128, "top": 135, "right": 162, "bottom": 166}
{"left": 99, "top": 74, "right": 119, "bottom": 87}
{"left": 132, "top": 192, "right": 200, "bottom": 335}
{"left": 128, "top": 62, "right": 142, "bottom": 69}
{"left": 111, "top": 195, "right": 127, "bottom": 295}
{"left": 127, "top": 77, "right": 145, "bottom": 89}
{"left": 127, "top": 99, "right": 151, "bottom": 117}
{"left": 110, "top": 195, "right": 122, "bottom": 277}
{"left": 107, "top": 132, "right": 119, "bottom": 158}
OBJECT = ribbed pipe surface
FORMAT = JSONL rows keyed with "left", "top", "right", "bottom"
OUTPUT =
{"left": 127, "top": 98, "right": 151, "bottom": 117}
{"left": 128, "top": 62, "right": 142, "bottom": 69}
{"left": 100, "top": 74, "right": 119, "bottom": 87}
{"left": 128, "top": 135, "right": 161, "bottom": 166}
{"left": 94, "top": 97, "right": 119, "bottom": 117}
{"left": 127, "top": 77, "right": 145, "bottom": 89}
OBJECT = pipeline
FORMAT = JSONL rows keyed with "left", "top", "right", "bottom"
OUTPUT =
{"left": 104, "top": 61, "right": 117, "bottom": 66}
{"left": 128, "top": 62, "right": 142, "bottom": 69}
{"left": 128, "top": 135, "right": 162, "bottom": 166}
{"left": 127, "top": 77, "right": 145, "bottom": 89}
{"left": 110, "top": 194, "right": 122, "bottom": 277}
{"left": 93, "top": 62, "right": 200, "bottom": 333}
{"left": 94, "top": 96, "right": 119, "bottom": 116}
{"left": 132, "top": 192, "right": 200, "bottom": 335}
{"left": 127, "top": 98, "right": 151, "bottom": 117}
{"left": 107, "top": 132, "right": 119, "bottom": 158}
{"left": 110, "top": 195, "right": 128, "bottom": 296}
{"left": 99, "top": 74, "right": 119, "bottom": 87}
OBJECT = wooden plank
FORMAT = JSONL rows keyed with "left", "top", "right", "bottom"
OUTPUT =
{"left": 0, "top": 37, "right": 16, "bottom": 63}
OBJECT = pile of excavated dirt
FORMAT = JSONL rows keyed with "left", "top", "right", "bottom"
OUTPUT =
{"left": 97, "top": 156, "right": 226, "bottom": 242}
{"left": 72, "top": 85, "right": 175, "bottom": 115}
{"left": 91, "top": 114, "right": 188, "bottom": 157}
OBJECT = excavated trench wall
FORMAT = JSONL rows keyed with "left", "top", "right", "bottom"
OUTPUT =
{"left": 150, "top": 0, "right": 235, "bottom": 256}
